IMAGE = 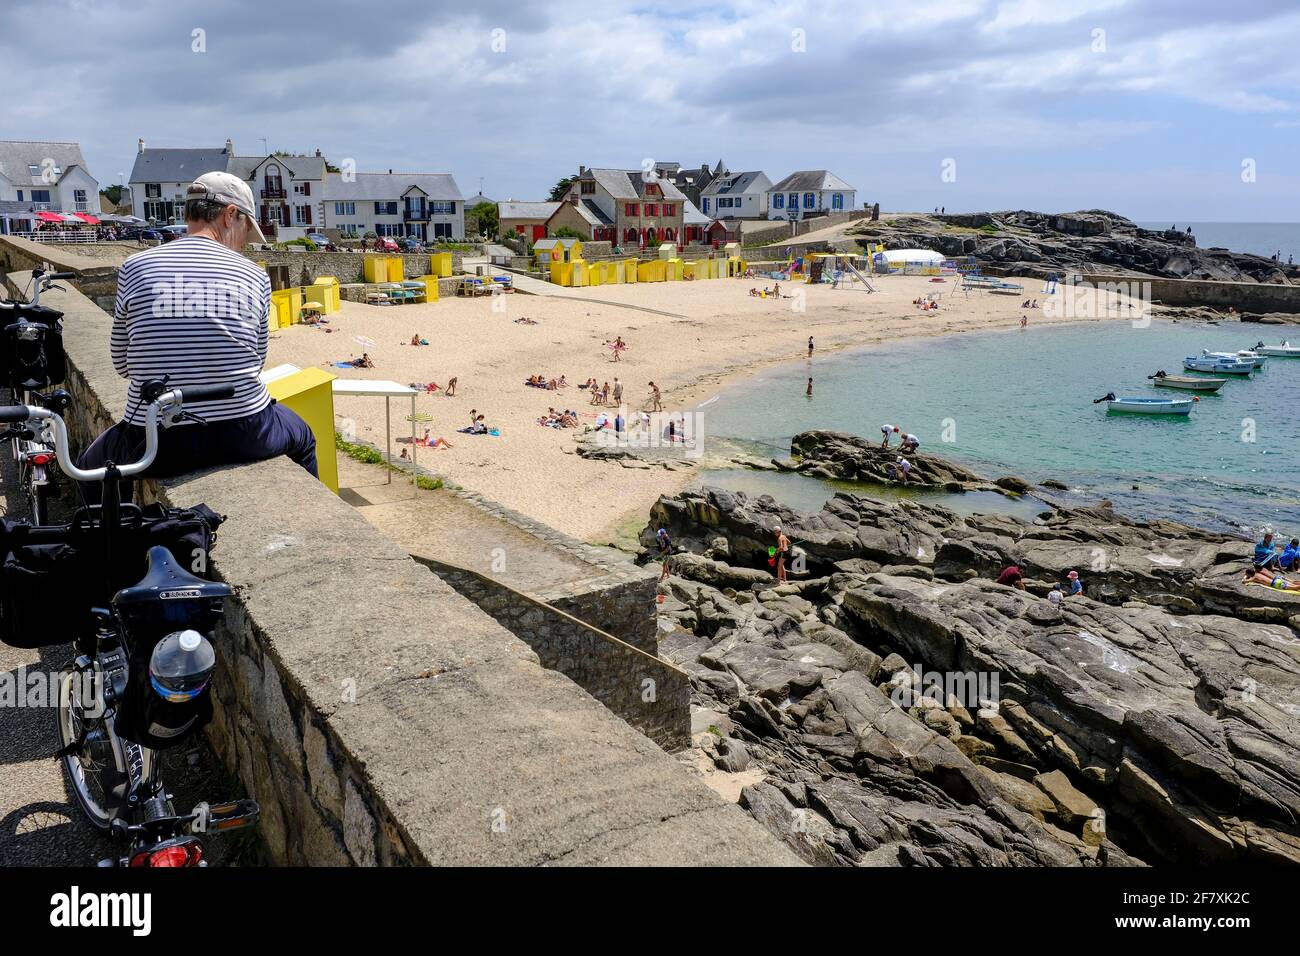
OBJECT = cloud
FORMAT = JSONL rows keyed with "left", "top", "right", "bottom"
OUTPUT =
{"left": 2, "top": 0, "right": 1298, "bottom": 218}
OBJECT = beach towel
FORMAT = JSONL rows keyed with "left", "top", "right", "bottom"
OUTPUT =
{"left": 332, "top": 361, "right": 357, "bottom": 369}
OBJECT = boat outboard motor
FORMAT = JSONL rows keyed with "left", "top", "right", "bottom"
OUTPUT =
{"left": 1092, "top": 392, "right": 1116, "bottom": 404}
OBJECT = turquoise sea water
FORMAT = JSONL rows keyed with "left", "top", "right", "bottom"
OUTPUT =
{"left": 693, "top": 320, "right": 1300, "bottom": 534}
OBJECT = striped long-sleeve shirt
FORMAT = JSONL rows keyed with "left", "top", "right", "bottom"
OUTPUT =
{"left": 111, "top": 236, "right": 272, "bottom": 425}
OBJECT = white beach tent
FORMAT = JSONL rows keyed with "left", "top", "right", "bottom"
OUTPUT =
{"left": 872, "top": 248, "right": 946, "bottom": 275}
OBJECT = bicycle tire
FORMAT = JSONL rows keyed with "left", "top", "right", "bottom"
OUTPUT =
{"left": 56, "top": 670, "right": 127, "bottom": 833}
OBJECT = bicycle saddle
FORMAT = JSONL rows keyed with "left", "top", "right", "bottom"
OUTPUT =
{"left": 112, "top": 545, "right": 232, "bottom": 607}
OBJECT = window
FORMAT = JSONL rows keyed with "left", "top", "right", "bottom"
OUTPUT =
{"left": 803, "top": 192, "right": 815, "bottom": 209}
{"left": 644, "top": 183, "right": 659, "bottom": 196}
{"left": 702, "top": 198, "right": 709, "bottom": 213}
{"left": 32, "top": 189, "right": 50, "bottom": 203}
{"left": 294, "top": 182, "right": 312, "bottom": 196}
{"left": 625, "top": 227, "right": 638, "bottom": 243}
{"left": 580, "top": 181, "right": 596, "bottom": 195}
{"left": 625, "top": 203, "right": 639, "bottom": 217}
{"left": 74, "top": 188, "right": 87, "bottom": 211}
{"left": 377, "top": 223, "right": 403, "bottom": 236}
{"left": 430, "top": 200, "right": 455, "bottom": 215}
{"left": 772, "top": 193, "right": 784, "bottom": 209}
{"left": 15, "top": 190, "right": 21, "bottom": 201}
{"left": 663, "top": 227, "right": 675, "bottom": 241}
{"left": 146, "top": 183, "right": 161, "bottom": 198}
{"left": 294, "top": 205, "right": 313, "bottom": 225}
{"left": 432, "top": 222, "right": 452, "bottom": 238}
{"left": 832, "top": 193, "right": 844, "bottom": 210}
{"left": 335, "top": 201, "right": 355, "bottom": 216}
{"left": 338, "top": 223, "right": 359, "bottom": 237}
{"left": 663, "top": 204, "right": 675, "bottom": 216}
{"left": 788, "top": 193, "right": 798, "bottom": 209}
{"left": 374, "top": 201, "right": 398, "bottom": 216}
{"left": 644, "top": 203, "right": 658, "bottom": 216}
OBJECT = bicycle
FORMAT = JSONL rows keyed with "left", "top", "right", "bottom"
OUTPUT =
{"left": 0, "top": 267, "right": 74, "bottom": 524}
{"left": 0, "top": 379, "right": 260, "bottom": 866}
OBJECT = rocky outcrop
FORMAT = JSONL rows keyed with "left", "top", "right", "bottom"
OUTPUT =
{"left": 786, "top": 430, "right": 1037, "bottom": 497}
{"left": 648, "top": 483, "right": 1300, "bottom": 866}
{"left": 846, "top": 210, "right": 1294, "bottom": 284}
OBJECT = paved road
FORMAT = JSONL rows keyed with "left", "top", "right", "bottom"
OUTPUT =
{"left": 0, "top": 448, "right": 240, "bottom": 866}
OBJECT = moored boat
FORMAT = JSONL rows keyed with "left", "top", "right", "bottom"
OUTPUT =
{"left": 1184, "top": 354, "right": 1254, "bottom": 375}
{"left": 1148, "top": 372, "right": 1226, "bottom": 392}
{"left": 1203, "top": 348, "right": 1265, "bottom": 368}
{"left": 1251, "top": 340, "right": 1300, "bottom": 358}
{"left": 1093, "top": 392, "right": 1195, "bottom": 415}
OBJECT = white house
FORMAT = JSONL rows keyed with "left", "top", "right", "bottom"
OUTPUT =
{"left": 0, "top": 140, "right": 100, "bottom": 219}
{"left": 130, "top": 138, "right": 326, "bottom": 238}
{"left": 321, "top": 172, "right": 465, "bottom": 241}
{"left": 129, "top": 139, "right": 231, "bottom": 224}
{"left": 229, "top": 151, "right": 325, "bottom": 240}
{"left": 766, "top": 170, "right": 856, "bottom": 221}
{"left": 699, "top": 170, "right": 771, "bottom": 220}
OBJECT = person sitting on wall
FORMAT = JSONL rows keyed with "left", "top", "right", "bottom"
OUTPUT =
{"left": 76, "top": 171, "right": 317, "bottom": 501}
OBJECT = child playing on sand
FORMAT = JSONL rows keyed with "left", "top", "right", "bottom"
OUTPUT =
{"left": 649, "top": 382, "right": 663, "bottom": 412}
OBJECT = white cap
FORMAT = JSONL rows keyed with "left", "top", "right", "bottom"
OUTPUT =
{"left": 187, "top": 171, "right": 267, "bottom": 244}
{"left": 178, "top": 629, "right": 203, "bottom": 652}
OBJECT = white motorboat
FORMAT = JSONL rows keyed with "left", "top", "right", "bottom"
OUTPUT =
{"left": 1184, "top": 354, "right": 1254, "bottom": 375}
{"left": 1202, "top": 348, "right": 1265, "bottom": 368}
{"left": 1097, "top": 394, "right": 1195, "bottom": 415}
{"left": 1251, "top": 340, "right": 1300, "bottom": 357}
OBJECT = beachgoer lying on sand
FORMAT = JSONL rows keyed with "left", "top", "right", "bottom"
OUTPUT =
{"left": 349, "top": 353, "right": 375, "bottom": 369}
{"left": 303, "top": 313, "right": 327, "bottom": 325}
{"left": 514, "top": 317, "right": 539, "bottom": 325}
{"left": 1243, "top": 568, "right": 1300, "bottom": 591}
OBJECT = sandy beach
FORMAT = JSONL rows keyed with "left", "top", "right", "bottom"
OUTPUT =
{"left": 267, "top": 272, "right": 1109, "bottom": 543}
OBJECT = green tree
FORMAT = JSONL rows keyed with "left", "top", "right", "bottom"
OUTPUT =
{"left": 100, "top": 185, "right": 124, "bottom": 204}
{"left": 469, "top": 200, "right": 498, "bottom": 238}
{"left": 553, "top": 226, "right": 582, "bottom": 239}
{"left": 548, "top": 176, "right": 575, "bottom": 201}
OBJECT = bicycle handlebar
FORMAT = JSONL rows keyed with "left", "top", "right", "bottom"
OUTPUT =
{"left": 0, "top": 387, "right": 218, "bottom": 483}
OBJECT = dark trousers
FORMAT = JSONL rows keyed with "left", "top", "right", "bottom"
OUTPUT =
{"left": 76, "top": 401, "right": 317, "bottom": 502}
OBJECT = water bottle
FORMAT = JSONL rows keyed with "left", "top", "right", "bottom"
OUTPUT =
{"left": 149, "top": 629, "right": 215, "bottom": 704}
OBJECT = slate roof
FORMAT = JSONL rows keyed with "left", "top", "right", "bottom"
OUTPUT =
{"left": 0, "top": 140, "right": 92, "bottom": 186}
{"left": 323, "top": 172, "right": 463, "bottom": 201}
{"left": 702, "top": 171, "right": 768, "bottom": 197}
{"left": 581, "top": 168, "right": 686, "bottom": 202}
{"left": 682, "top": 200, "right": 711, "bottom": 225}
{"left": 129, "top": 147, "right": 230, "bottom": 184}
{"left": 768, "top": 170, "right": 855, "bottom": 193}
{"left": 498, "top": 201, "right": 560, "bottom": 220}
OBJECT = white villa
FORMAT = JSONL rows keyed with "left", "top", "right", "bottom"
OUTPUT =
{"left": 766, "top": 170, "right": 856, "bottom": 221}
{"left": 321, "top": 172, "right": 464, "bottom": 241}
{"left": 699, "top": 170, "right": 771, "bottom": 220}
{"left": 0, "top": 140, "right": 100, "bottom": 233}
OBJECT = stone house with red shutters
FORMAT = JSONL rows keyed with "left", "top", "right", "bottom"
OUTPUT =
{"left": 547, "top": 166, "right": 689, "bottom": 249}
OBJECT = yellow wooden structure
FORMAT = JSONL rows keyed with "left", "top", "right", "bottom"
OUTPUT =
{"left": 623, "top": 258, "right": 639, "bottom": 283}
{"left": 365, "top": 255, "right": 404, "bottom": 283}
{"left": 429, "top": 251, "right": 454, "bottom": 277}
{"left": 306, "top": 276, "right": 341, "bottom": 313}
{"left": 665, "top": 258, "right": 683, "bottom": 281}
{"left": 270, "top": 287, "right": 303, "bottom": 329}
{"left": 637, "top": 259, "right": 665, "bottom": 282}
{"left": 570, "top": 260, "right": 589, "bottom": 286}
{"left": 727, "top": 256, "right": 746, "bottom": 277}
{"left": 409, "top": 275, "right": 441, "bottom": 300}
{"left": 265, "top": 367, "right": 339, "bottom": 493}
{"left": 588, "top": 261, "right": 606, "bottom": 286}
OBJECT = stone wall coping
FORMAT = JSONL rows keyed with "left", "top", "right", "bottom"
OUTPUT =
{"left": 20, "top": 271, "right": 796, "bottom": 866}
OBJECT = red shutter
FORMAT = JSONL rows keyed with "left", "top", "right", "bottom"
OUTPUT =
{"left": 303, "top": 181, "right": 311, "bottom": 196}
{"left": 305, "top": 205, "right": 312, "bottom": 224}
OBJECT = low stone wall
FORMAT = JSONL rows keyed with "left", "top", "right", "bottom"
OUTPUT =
{"left": 414, "top": 556, "right": 689, "bottom": 751}
{"left": 1068, "top": 271, "right": 1300, "bottom": 314}
{"left": 0, "top": 234, "right": 118, "bottom": 312}
{"left": 10, "top": 270, "right": 798, "bottom": 867}
{"left": 248, "top": 249, "right": 465, "bottom": 286}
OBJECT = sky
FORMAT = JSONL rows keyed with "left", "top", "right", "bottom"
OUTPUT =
{"left": 3, "top": 0, "right": 1299, "bottom": 220}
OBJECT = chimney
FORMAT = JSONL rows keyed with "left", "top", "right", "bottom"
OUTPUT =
{"left": 225, "top": 138, "right": 233, "bottom": 154}
{"left": 138, "top": 138, "right": 145, "bottom": 153}
{"left": 579, "top": 165, "right": 586, "bottom": 176}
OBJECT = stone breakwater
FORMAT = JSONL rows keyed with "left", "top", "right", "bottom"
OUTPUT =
{"left": 642, "top": 480, "right": 1300, "bottom": 866}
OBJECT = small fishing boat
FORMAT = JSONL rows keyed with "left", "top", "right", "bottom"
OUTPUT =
{"left": 1148, "top": 371, "right": 1226, "bottom": 392}
{"left": 1094, "top": 392, "right": 1195, "bottom": 415}
{"left": 1251, "top": 340, "right": 1300, "bottom": 358}
{"left": 1184, "top": 354, "right": 1254, "bottom": 375}
{"left": 1203, "top": 348, "right": 1265, "bottom": 368}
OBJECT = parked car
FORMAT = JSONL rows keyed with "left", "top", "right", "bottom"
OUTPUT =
{"left": 373, "top": 236, "right": 400, "bottom": 252}
{"left": 159, "top": 225, "right": 188, "bottom": 242}
{"left": 135, "top": 228, "right": 163, "bottom": 243}
{"left": 306, "top": 232, "right": 335, "bottom": 251}
{"left": 399, "top": 236, "right": 425, "bottom": 252}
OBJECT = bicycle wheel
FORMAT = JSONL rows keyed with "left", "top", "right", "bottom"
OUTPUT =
{"left": 56, "top": 669, "right": 127, "bottom": 832}
{"left": 27, "top": 477, "right": 48, "bottom": 526}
